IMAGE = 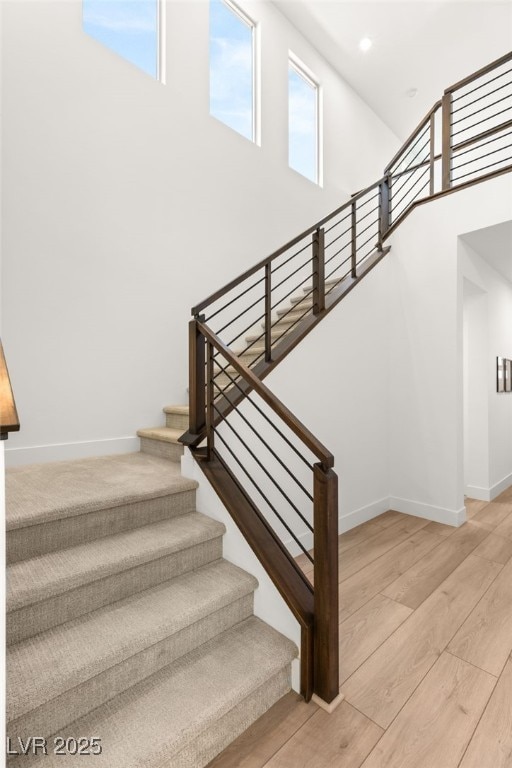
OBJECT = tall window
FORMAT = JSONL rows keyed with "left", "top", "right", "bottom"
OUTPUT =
{"left": 288, "top": 58, "right": 319, "bottom": 183}
{"left": 83, "top": 0, "right": 161, "bottom": 80}
{"left": 210, "top": 0, "right": 255, "bottom": 142}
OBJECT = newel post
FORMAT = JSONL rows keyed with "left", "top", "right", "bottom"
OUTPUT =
{"left": 350, "top": 202, "right": 357, "bottom": 277}
{"left": 312, "top": 227, "right": 325, "bottom": 314}
{"left": 188, "top": 317, "right": 206, "bottom": 437}
{"left": 379, "top": 176, "right": 390, "bottom": 247}
{"left": 441, "top": 92, "right": 452, "bottom": 191}
{"left": 313, "top": 463, "right": 339, "bottom": 704}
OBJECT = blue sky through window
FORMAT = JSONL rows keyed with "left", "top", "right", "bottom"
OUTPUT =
{"left": 289, "top": 63, "right": 318, "bottom": 183}
{"left": 83, "top": 0, "right": 158, "bottom": 79}
{"left": 210, "top": 0, "right": 254, "bottom": 141}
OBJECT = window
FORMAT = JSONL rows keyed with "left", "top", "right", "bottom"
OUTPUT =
{"left": 83, "top": 0, "right": 162, "bottom": 80}
{"left": 210, "top": 0, "right": 256, "bottom": 142}
{"left": 288, "top": 57, "right": 320, "bottom": 183}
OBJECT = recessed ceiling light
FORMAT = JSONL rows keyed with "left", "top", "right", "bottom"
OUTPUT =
{"left": 359, "top": 37, "right": 372, "bottom": 52}
{"left": 406, "top": 88, "right": 418, "bottom": 98}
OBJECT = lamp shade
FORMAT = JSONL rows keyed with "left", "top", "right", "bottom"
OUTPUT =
{"left": 0, "top": 340, "right": 20, "bottom": 439}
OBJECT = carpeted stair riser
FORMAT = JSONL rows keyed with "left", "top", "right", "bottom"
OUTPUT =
{"left": 140, "top": 436, "right": 184, "bottom": 462}
{"left": 8, "top": 519, "right": 224, "bottom": 644}
{"left": 8, "top": 561, "right": 257, "bottom": 738}
{"left": 24, "top": 618, "right": 296, "bottom": 768}
{"left": 165, "top": 412, "right": 189, "bottom": 430}
{"left": 7, "top": 490, "right": 196, "bottom": 564}
{"left": 172, "top": 668, "right": 290, "bottom": 768}
{"left": 6, "top": 447, "right": 299, "bottom": 767}
{"left": 9, "top": 595, "right": 254, "bottom": 742}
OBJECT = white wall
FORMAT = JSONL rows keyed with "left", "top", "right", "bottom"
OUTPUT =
{"left": 388, "top": 175, "right": 512, "bottom": 523}
{"left": 463, "top": 278, "right": 489, "bottom": 495}
{"left": 1, "top": 0, "right": 398, "bottom": 466}
{"left": 460, "top": 240, "right": 512, "bottom": 500}
{"left": 267, "top": 257, "right": 392, "bottom": 533}
{"left": 263, "top": 175, "right": 512, "bottom": 532}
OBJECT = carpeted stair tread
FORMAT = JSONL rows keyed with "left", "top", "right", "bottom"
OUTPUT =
{"left": 245, "top": 328, "right": 292, "bottom": 343}
{"left": 302, "top": 277, "right": 342, "bottom": 292}
{"left": 8, "top": 559, "right": 258, "bottom": 724}
{"left": 30, "top": 617, "right": 297, "bottom": 768}
{"left": 137, "top": 426, "right": 183, "bottom": 443}
{"left": 7, "top": 514, "right": 225, "bottom": 612}
{"left": 163, "top": 405, "right": 189, "bottom": 415}
{"left": 6, "top": 453, "right": 197, "bottom": 532}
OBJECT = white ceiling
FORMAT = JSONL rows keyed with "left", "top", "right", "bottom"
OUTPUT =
{"left": 462, "top": 221, "right": 512, "bottom": 283}
{"left": 273, "top": 1, "right": 512, "bottom": 139}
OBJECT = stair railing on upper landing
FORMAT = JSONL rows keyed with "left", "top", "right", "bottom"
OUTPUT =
{"left": 181, "top": 50, "right": 512, "bottom": 706}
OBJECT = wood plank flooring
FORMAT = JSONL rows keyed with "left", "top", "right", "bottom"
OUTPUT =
{"left": 208, "top": 490, "right": 512, "bottom": 768}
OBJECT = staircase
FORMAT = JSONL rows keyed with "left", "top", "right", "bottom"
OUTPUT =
{"left": 5, "top": 49, "right": 512, "bottom": 766}
{"left": 6, "top": 408, "right": 297, "bottom": 767}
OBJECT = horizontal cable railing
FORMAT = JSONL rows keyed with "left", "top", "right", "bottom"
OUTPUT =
{"left": 193, "top": 320, "right": 339, "bottom": 704}
{"left": 191, "top": 181, "right": 387, "bottom": 406}
{"left": 445, "top": 52, "right": 512, "bottom": 189}
{"left": 185, "top": 51, "right": 512, "bottom": 706}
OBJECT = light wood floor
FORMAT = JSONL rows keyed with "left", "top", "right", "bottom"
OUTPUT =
{"left": 207, "top": 486, "right": 512, "bottom": 768}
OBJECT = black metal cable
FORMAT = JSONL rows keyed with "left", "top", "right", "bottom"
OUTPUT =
{"left": 212, "top": 403, "right": 314, "bottom": 526}
{"left": 452, "top": 155, "right": 512, "bottom": 182}
{"left": 212, "top": 358, "right": 315, "bottom": 470}
{"left": 451, "top": 92, "right": 512, "bottom": 125}
{"left": 452, "top": 105, "right": 512, "bottom": 137}
{"left": 213, "top": 428, "right": 314, "bottom": 561}
{"left": 211, "top": 381, "right": 314, "bottom": 501}
{"left": 324, "top": 209, "right": 352, "bottom": 235}
{"left": 391, "top": 177, "right": 430, "bottom": 220}
{"left": 205, "top": 276, "right": 265, "bottom": 323}
{"left": 452, "top": 141, "right": 512, "bottom": 172}
{"left": 390, "top": 166, "right": 430, "bottom": 213}
{"left": 453, "top": 128, "right": 512, "bottom": 158}
{"left": 452, "top": 79, "right": 512, "bottom": 114}
{"left": 452, "top": 66, "right": 512, "bottom": 103}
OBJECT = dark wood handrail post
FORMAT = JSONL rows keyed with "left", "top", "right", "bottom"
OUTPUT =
{"left": 429, "top": 112, "right": 436, "bottom": 195}
{"left": 189, "top": 317, "right": 206, "bottom": 437}
{"left": 351, "top": 202, "right": 357, "bottom": 277}
{"left": 441, "top": 92, "right": 452, "bottom": 191}
{"left": 264, "top": 263, "right": 272, "bottom": 361}
{"left": 378, "top": 176, "right": 390, "bottom": 247}
{"left": 206, "top": 340, "right": 214, "bottom": 460}
{"left": 313, "top": 463, "right": 339, "bottom": 704}
{"left": 312, "top": 227, "right": 325, "bottom": 314}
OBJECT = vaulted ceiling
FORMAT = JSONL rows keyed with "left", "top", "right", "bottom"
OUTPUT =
{"left": 273, "top": 1, "right": 512, "bottom": 139}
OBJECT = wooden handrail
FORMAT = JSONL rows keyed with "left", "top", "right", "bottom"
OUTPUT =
{"left": 197, "top": 320, "right": 334, "bottom": 468}
{"left": 445, "top": 50, "right": 512, "bottom": 95}
{"left": 384, "top": 100, "right": 442, "bottom": 174}
{"left": 191, "top": 177, "right": 384, "bottom": 317}
{"left": 0, "top": 341, "right": 20, "bottom": 440}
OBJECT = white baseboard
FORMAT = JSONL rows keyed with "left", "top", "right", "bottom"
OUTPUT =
{"left": 5, "top": 436, "right": 140, "bottom": 467}
{"left": 390, "top": 496, "right": 466, "bottom": 527}
{"left": 464, "top": 485, "right": 491, "bottom": 502}
{"left": 339, "top": 497, "right": 391, "bottom": 533}
{"left": 491, "top": 473, "right": 512, "bottom": 500}
{"left": 283, "top": 497, "right": 392, "bottom": 556}
{"left": 465, "top": 473, "right": 512, "bottom": 502}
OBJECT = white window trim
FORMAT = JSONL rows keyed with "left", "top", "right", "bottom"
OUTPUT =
{"left": 157, "top": 0, "right": 166, "bottom": 84}
{"left": 215, "top": 0, "right": 259, "bottom": 144}
{"left": 288, "top": 52, "right": 323, "bottom": 186}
